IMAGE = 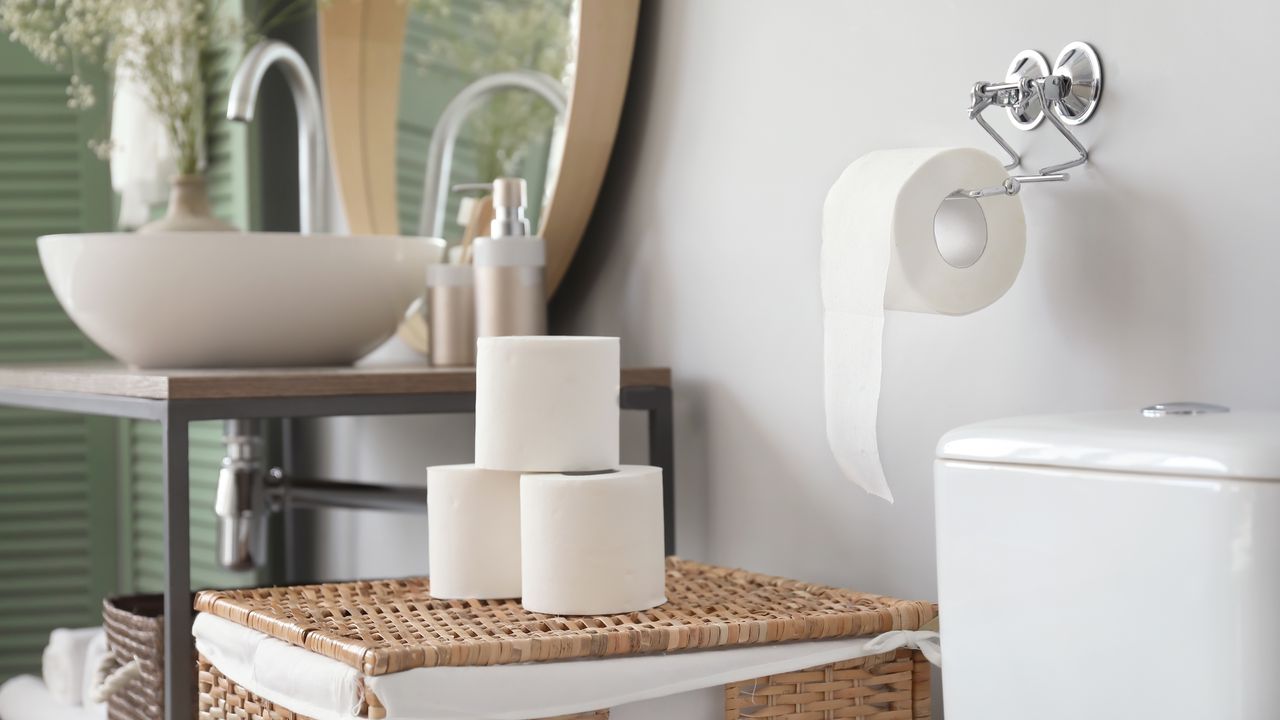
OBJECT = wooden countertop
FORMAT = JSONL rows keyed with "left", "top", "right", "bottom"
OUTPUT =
{"left": 0, "top": 363, "right": 671, "bottom": 401}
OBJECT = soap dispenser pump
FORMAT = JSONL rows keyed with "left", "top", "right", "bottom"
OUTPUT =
{"left": 470, "top": 177, "right": 546, "bottom": 337}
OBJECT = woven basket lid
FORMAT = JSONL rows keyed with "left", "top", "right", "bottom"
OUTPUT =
{"left": 194, "top": 558, "right": 936, "bottom": 675}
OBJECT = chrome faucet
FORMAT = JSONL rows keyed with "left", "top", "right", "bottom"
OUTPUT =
{"left": 227, "top": 40, "right": 327, "bottom": 234}
{"left": 418, "top": 70, "right": 568, "bottom": 238}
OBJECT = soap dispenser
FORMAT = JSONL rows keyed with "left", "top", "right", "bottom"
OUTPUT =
{"left": 471, "top": 177, "right": 546, "bottom": 337}
{"left": 426, "top": 245, "right": 476, "bottom": 367}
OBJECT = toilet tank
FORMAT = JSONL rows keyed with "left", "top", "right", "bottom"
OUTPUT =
{"left": 934, "top": 404, "right": 1280, "bottom": 720}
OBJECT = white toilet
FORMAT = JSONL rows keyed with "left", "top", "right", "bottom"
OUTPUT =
{"left": 934, "top": 403, "right": 1280, "bottom": 720}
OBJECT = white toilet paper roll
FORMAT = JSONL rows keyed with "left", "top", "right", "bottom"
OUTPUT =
{"left": 427, "top": 464, "right": 522, "bottom": 599}
{"left": 821, "top": 148, "right": 1025, "bottom": 501}
{"left": 475, "top": 336, "right": 620, "bottom": 473}
{"left": 520, "top": 466, "right": 666, "bottom": 615}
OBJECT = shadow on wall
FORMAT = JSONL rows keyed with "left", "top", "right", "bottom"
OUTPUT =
{"left": 665, "top": 381, "right": 711, "bottom": 558}
{"left": 1034, "top": 176, "right": 1203, "bottom": 400}
{"left": 552, "top": 0, "right": 712, "bottom": 558}
{"left": 551, "top": 0, "right": 670, "bottom": 334}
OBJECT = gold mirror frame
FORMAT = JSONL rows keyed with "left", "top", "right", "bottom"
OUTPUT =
{"left": 317, "top": 0, "right": 641, "bottom": 296}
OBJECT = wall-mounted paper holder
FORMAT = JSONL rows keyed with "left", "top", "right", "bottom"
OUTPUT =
{"left": 949, "top": 41, "right": 1102, "bottom": 200}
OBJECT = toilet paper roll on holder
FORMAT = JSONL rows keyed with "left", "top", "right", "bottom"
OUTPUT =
{"left": 949, "top": 41, "right": 1102, "bottom": 200}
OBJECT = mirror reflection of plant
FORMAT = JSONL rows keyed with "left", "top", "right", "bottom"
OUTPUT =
{"left": 0, "top": 0, "right": 317, "bottom": 175}
{"left": 411, "top": 0, "right": 574, "bottom": 181}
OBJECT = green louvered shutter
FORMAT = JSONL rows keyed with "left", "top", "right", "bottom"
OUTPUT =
{"left": 0, "top": 41, "right": 118, "bottom": 681}
{"left": 397, "top": 4, "right": 480, "bottom": 239}
{"left": 120, "top": 18, "right": 262, "bottom": 595}
{"left": 119, "top": 422, "right": 258, "bottom": 592}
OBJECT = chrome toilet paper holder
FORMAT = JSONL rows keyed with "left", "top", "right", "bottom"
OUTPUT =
{"left": 950, "top": 41, "right": 1102, "bottom": 200}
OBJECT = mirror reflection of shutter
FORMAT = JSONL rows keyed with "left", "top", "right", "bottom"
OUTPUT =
{"left": 120, "top": 7, "right": 263, "bottom": 594}
{"left": 0, "top": 41, "right": 118, "bottom": 682}
{"left": 398, "top": 6, "right": 476, "bottom": 239}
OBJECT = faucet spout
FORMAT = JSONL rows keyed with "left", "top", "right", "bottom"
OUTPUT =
{"left": 418, "top": 70, "right": 568, "bottom": 238}
{"left": 228, "top": 40, "right": 327, "bottom": 234}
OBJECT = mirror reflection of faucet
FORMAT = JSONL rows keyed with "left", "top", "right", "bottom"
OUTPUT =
{"left": 418, "top": 71, "right": 568, "bottom": 239}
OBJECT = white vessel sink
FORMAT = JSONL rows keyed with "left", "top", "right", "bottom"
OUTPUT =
{"left": 38, "top": 232, "right": 446, "bottom": 368}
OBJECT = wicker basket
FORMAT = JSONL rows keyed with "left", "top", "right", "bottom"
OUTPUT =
{"left": 197, "top": 649, "right": 928, "bottom": 720}
{"left": 725, "top": 648, "right": 931, "bottom": 719}
{"left": 101, "top": 594, "right": 196, "bottom": 720}
{"left": 193, "top": 559, "right": 934, "bottom": 720}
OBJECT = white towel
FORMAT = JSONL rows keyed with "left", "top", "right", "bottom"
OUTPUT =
{"left": 193, "top": 614, "right": 361, "bottom": 720}
{"left": 41, "top": 627, "right": 101, "bottom": 707}
{"left": 110, "top": 47, "right": 177, "bottom": 229}
{"left": 79, "top": 631, "right": 109, "bottom": 718}
{"left": 0, "top": 676, "right": 103, "bottom": 720}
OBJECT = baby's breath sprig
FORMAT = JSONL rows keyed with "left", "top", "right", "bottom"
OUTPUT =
{"left": 0, "top": 0, "right": 309, "bottom": 175}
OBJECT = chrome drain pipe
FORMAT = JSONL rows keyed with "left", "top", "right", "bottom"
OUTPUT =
{"left": 214, "top": 419, "right": 269, "bottom": 570}
{"left": 214, "top": 418, "right": 432, "bottom": 569}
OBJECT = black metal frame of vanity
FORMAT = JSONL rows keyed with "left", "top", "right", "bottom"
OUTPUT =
{"left": 0, "top": 376, "right": 675, "bottom": 720}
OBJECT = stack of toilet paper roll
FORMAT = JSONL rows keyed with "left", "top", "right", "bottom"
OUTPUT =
{"left": 427, "top": 336, "right": 668, "bottom": 615}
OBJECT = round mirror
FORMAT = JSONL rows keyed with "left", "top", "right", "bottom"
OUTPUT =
{"left": 317, "top": 0, "right": 640, "bottom": 294}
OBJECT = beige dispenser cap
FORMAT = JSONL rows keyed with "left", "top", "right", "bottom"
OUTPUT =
{"left": 491, "top": 177, "right": 526, "bottom": 210}
{"left": 451, "top": 177, "right": 532, "bottom": 238}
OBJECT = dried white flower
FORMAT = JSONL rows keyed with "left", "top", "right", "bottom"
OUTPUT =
{"left": 87, "top": 137, "right": 113, "bottom": 160}
{"left": 66, "top": 76, "right": 95, "bottom": 109}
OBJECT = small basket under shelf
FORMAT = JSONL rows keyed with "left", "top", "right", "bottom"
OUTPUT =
{"left": 101, "top": 594, "right": 196, "bottom": 720}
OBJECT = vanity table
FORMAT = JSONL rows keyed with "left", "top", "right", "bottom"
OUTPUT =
{"left": 0, "top": 363, "right": 674, "bottom": 720}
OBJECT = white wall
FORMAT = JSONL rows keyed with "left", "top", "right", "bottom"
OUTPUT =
{"left": 312, "top": 0, "right": 1280, "bottom": 712}
{"left": 555, "top": 0, "right": 1280, "bottom": 591}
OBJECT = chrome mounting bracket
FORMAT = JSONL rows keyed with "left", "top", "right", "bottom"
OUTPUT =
{"left": 951, "top": 41, "right": 1102, "bottom": 200}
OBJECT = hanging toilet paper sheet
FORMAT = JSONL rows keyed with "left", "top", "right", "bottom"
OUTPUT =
{"left": 821, "top": 147, "right": 1025, "bottom": 501}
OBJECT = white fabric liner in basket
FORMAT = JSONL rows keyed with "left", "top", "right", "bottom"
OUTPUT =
{"left": 193, "top": 613, "right": 939, "bottom": 720}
